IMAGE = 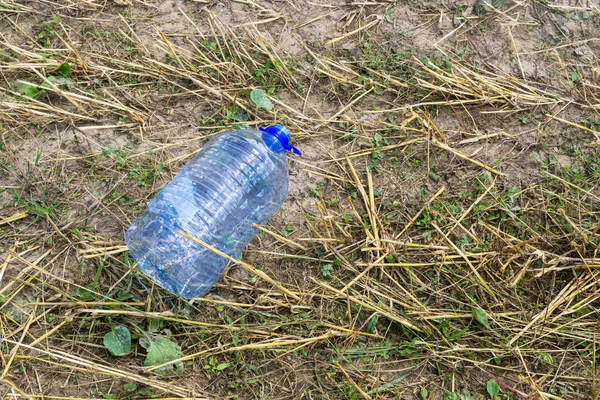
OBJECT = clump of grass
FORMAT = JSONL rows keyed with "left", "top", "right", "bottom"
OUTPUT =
{"left": 359, "top": 42, "right": 414, "bottom": 84}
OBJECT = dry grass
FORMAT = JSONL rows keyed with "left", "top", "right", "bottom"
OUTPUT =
{"left": 1, "top": 1, "right": 600, "bottom": 399}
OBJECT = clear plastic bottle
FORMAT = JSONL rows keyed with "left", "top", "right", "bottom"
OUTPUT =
{"left": 125, "top": 125, "right": 300, "bottom": 299}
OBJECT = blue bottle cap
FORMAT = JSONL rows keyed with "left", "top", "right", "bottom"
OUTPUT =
{"left": 259, "top": 124, "right": 302, "bottom": 156}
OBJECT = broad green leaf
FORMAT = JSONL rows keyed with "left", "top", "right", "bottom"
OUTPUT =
{"left": 385, "top": 8, "right": 393, "bottom": 23}
{"left": 216, "top": 362, "right": 231, "bottom": 371}
{"left": 227, "top": 106, "right": 249, "bottom": 122}
{"left": 420, "top": 387, "right": 428, "bottom": 399}
{"left": 486, "top": 379, "right": 500, "bottom": 398}
{"left": 472, "top": 307, "right": 492, "bottom": 330}
{"left": 124, "top": 383, "right": 137, "bottom": 392}
{"left": 57, "top": 62, "right": 71, "bottom": 76}
{"left": 16, "top": 81, "right": 40, "bottom": 98}
{"left": 250, "top": 88, "right": 273, "bottom": 110}
{"left": 140, "top": 335, "right": 184, "bottom": 375}
{"left": 103, "top": 325, "right": 131, "bottom": 356}
{"left": 41, "top": 75, "right": 56, "bottom": 90}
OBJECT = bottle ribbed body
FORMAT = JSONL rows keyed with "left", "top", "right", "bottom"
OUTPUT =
{"left": 126, "top": 129, "right": 289, "bottom": 299}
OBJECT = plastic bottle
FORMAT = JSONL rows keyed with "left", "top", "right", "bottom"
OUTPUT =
{"left": 125, "top": 125, "right": 300, "bottom": 299}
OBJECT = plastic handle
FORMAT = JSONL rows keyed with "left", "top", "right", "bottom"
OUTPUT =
{"left": 259, "top": 125, "right": 302, "bottom": 156}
